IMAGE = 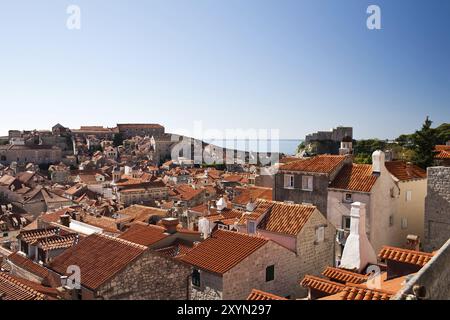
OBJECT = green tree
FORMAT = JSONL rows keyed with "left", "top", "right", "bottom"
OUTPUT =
{"left": 435, "top": 123, "right": 450, "bottom": 145}
{"left": 113, "top": 133, "right": 124, "bottom": 147}
{"left": 412, "top": 116, "right": 437, "bottom": 169}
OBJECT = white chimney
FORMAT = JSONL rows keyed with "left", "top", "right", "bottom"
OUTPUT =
{"left": 372, "top": 150, "right": 385, "bottom": 174}
{"left": 339, "top": 202, "right": 377, "bottom": 273}
{"left": 216, "top": 197, "right": 227, "bottom": 211}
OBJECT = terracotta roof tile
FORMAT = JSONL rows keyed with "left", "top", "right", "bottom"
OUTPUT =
{"left": 378, "top": 246, "right": 433, "bottom": 267}
{"left": 280, "top": 155, "right": 347, "bottom": 174}
{"left": 232, "top": 186, "right": 272, "bottom": 206}
{"left": 247, "top": 289, "right": 287, "bottom": 300}
{"left": 435, "top": 145, "right": 450, "bottom": 159}
{"left": 116, "top": 205, "right": 168, "bottom": 223}
{"left": 337, "top": 286, "right": 393, "bottom": 300}
{"left": 436, "top": 150, "right": 450, "bottom": 159}
{"left": 385, "top": 161, "right": 426, "bottom": 181}
{"left": 7, "top": 252, "right": 51, "bottom": 279}
{"left": 322, "top": 267, "right": 369, "bottom": 284}
{"left": 18, "top": 228, "right": 60, "bottom": 244}
{"left": 300, "top": 275, "right": 345, "bottom": 295}
{"left": 37, "top": 234, "right": 78, "bottom": 251}
{"left": 256, "top": 200, "right": 316, "bottom": 236}
{"left": 179, "top": 230, "right": 268, "bottom": 274}
{"left": 154, "top": 240, "right": 194, "bottom": 258}
{"left": 49, "top": 233, "right": 147, "bottom": 290}
{"left": 329, "top": 164, "right": 378, "bottom": 192}
{"left": 0, "top": 272, "right": 47, "bottom": 300}
{"left": 118, "top": 223, "right": 168, "bottom": 246}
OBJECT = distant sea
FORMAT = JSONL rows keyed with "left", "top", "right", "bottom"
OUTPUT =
{"left": 203, "top": 139, "right": 303, "bottom": 155}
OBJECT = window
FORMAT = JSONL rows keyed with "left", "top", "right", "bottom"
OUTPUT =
{"left": 389, "top": 215, "right": 394, "bottom": 227}
{"left": 266, "top": 265, "right": 275, "bottom": 282}
{"left": 284, "top": 174, "right": 294, "bottom": 189}
{"left": 192, "top": 269, "right": 201, "bottom": 287}
{"left": 344, "top": 193, "right": 352, "bottom": 203}
{"left": 315, "top": 226, "right": 325, "bottom": 243}
{"left": 401, "top": 217, "right": 408, "bottom": 229}
{"left": 2, "top": 232, "right": 8, "bottom": 237}
{"left": 302, "top": 176, "right": 313, "bottom": 191}
{"left": 406, "top": 190, "right": 412, "bottom": 202}
{"left": 342, "top": 216, "right": 351, "bottom": 230}
{"left": 248, "top": 221, "right": 256, "bottom": 234}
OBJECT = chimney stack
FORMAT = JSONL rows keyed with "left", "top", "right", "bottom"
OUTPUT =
{"left": 59, "top": 214, "right": 71, "bottom": 227}
{"left": 161, "top": 217, "right": 179, "bottom": 234}
{"left": 371, "top": 150, "right": 385, "bottom": 175}
{"left": 339, "top": 202, "right": 377, "bottom": 273}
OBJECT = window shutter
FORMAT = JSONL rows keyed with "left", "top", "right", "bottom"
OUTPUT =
{"left": 308, "top": 177, "right": 313, "bottom": 190}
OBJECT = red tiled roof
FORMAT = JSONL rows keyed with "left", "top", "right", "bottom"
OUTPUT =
{"left": 322, "top": 267, "right": 369, "bottom": 284}
{"left": 436, "top": 150, "right": 450, "bottom": 159}
{"left": 232, "top": 186, "right": 272, "bottom": 206}
{"left": 385, "top": 161, "right": 426, "bottom": 181}
{"left": 37, "top": 234, "right": 78, "bottom": 251}
{"left": 435, "top": 145, "right": 450, "bottom": 152}
{"left": 7, "top": 252, "right": 50, "bottom": 279}
{"left": 49, "top": 233, "right": 147, "bottom": 290}
{"left": 300, "top": 275, "right": 345, "bottom": 295}
{"left": 337, "top": 286, "right": 394, "bottom": 300}
{"left": 247, "top": 289, "right": 287, "bottom": 300}
{"left": 435, "top": 145, "right": 450, "bottom": 159}
{"left": 118, "top": 223, "right": 168, "bottom": 246}
{"left": 116, "top": 205, "right": 168, "bottom": 223}
{"left": 18, "top": 228, "right": 59, "bottom": 244}
{"left": 329, "top": 164, "right": 378, "bottom": 192}
{"left": 179, "top": 230, "right": 268, "bottom": 274}
{"left": 378, "top": 246, "right": 433, "bottom": 267}
{"left": 171, "top": 185, "right": 204, "bottom": 201}
{"left": 256, "top": 200, "right": 316, "bottom": 236}
{"left": 154, "top": 240, "right": 194, "bottom": 258}
{"left": 0, "top": 272, "right": 47, "bottom": 300}
{"left": 280, "top": 155, "right": 347, "bottom": 174}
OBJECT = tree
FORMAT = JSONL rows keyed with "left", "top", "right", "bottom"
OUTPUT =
{"left": 412, "top": 116, "right": 437, "bottom": 169}
{"left": 435, "top": 123, "right": 450, "bottom": 145}
{"left": 113, "top": 133, "right": 124, "bottom": 147}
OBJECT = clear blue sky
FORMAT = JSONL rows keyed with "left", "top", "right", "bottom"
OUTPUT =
{"left": 0, "top": 0, "right": 449, "bottom": 139}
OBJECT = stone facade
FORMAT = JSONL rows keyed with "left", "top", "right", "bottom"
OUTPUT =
{"left": 190, "top": 240, "right": 298, "bottom": 300}
{"left": 0, "top": 145, "right": 62, "bottom": 165}
{"left": 117, "top": 124, "right": 165, "bottom": 139}
{"left": 424, "top": 167, "right": 450, "bottom": 252}
{"left": 305, "top": 127, "right": 353, "bottom": 145}
{"left": 94, "top": 250, "right": 192, "bottom": 300}
{"left": 274, "top": 172, "right": 330, "bottom": 214}
{"left": 294, "top": 211, "right": 336, "bottom": 297}
{"left": 274, "top": 158, "right": 350, "bottom": 216}
{"left": 393, "top": 238, "right": 450, "bottom": 300}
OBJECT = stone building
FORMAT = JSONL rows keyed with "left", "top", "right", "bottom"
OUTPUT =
{"left": 48, "top": 233, "right": 192, "bottom": 300}
{"left": 237, "top": 200, "right": 335, "bottom": 297}
{"left": 0, "top": 145, "right": 62, "bottom": 165}
{"left": 117, "top": 123, "right": 165, "bottom": 139}
{"left": 305, "top": 126, "right": 353, "bottom": 145}
{"left": 424, "top": 166, "right": 450, "bottom": 252}
{"left": 327, "top": 154, "right": 426, "bottom": 256}
{"left": 180, "top": 229, "right": 298, "bottom": 300}
{"left": 274, "top": 154, "right": 352, "bottom": 215}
